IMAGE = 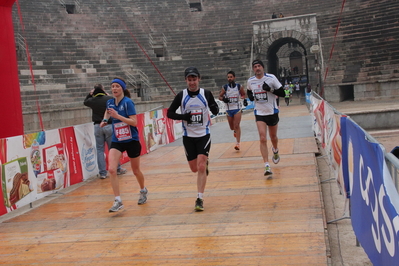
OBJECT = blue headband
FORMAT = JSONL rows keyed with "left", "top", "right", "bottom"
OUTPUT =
{"left": 111, "top": 78, "right": 126, "bottom": 90}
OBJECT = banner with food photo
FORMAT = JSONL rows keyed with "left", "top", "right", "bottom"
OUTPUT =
{"left": 36, "top": 168, "right": 64, "bottom": 193}
{"left": 43, "top": 143, "right": 68, "bottom": 174}
{"left": 1, "top": 157, "right": 32, "bottom": 208}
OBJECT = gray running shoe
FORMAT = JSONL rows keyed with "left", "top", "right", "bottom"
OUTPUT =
{"left": 264, "top": 165, "right": 273, "bottom": 176}
{"left": 117, "top": 168, "right": 127, "bottom": 175}
{"left": 109, "top": 200, "right": 123, "bottom": 212}
{"left": 272, "top": 148, "right": 280, "bottom": 164}
{"left": 195, "top": 198, "right": 204, "bottom": 211}
{"left": 100, "top": 175, "right": 107, "bottom": 179}
{"left": 138, "top": 187, "right": 148, "bottom": 205}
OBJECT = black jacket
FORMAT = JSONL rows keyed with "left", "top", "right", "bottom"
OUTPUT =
{"left": 84, "top": 92, "right": 113, "bottom": 124}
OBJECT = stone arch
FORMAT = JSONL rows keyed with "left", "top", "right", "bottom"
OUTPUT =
{"left": 256, "top": 30, "right": 313, "bottom": 78}
{"left": 260, "top": 30, "right": 313, "bottom": 55}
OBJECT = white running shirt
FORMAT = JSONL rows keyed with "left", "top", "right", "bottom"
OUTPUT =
{"left": 181, "top": 88, "right": 211, "bottom": 137}
{"left": 223, "top": 83, "right": 242, "bottom": 110}
{"left": 247, "top": 73, "right": 282, "bottom": 116}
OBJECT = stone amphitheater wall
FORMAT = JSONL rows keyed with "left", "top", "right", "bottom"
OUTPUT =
{"left": 11, "top": 0, "right": 399, "bottom": 133}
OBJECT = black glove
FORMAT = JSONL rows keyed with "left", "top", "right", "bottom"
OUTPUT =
{"left": 223, "top": 97, "right": 230, "bottom": 103}
{"left": 182, "top": 112, "right": 192, "bottom": 123}
{"left": 262, "top": 82, "right": 272, "bottom": 92}
{"left": 243, "top": 99, "right": 248, "bottom": 106}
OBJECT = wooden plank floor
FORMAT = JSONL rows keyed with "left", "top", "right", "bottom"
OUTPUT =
{"left": 0, "top": 104, "right": 327, "bottom": 265}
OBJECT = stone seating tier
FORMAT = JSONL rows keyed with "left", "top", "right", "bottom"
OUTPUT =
{"left": 11, "top": 0, "right": 399, "bottom": 133}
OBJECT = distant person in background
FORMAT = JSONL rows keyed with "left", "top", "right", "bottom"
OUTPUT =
{"left": 272, "top": 12, "right": 277, "bottom": 19}
{"left": 84, "top": 84, "right": 126, "bottom": 179}
{"left": 167, "top": 67, "right": 219, "bottom": 212}
{"left": 284, "top": 85, "right": 292, "bottom": 106}
{"left": 219, "top": 70, "right": 247, "bottom": 151}
{"left": 247, "top": 60, "right": 285, "bottom": 176}
{"left": 101, "top": 77, "right": 148, "bottom": 212}
{"left": 279, "top": 12, "right": 284, "bottom": 18}
{"left": 295, "top": 82, "right": 300, "bottom": 98}
{"left": 289, "top": 81, "right": 294, "bottom": 94}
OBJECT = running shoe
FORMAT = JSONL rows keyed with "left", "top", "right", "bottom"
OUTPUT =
{"left": 109, "top": 200, "right": 124, "bottom": 212}
{"left": 234, "top": 143, "right": 240, "bottom": 151}
{"left": 272, "top": 148, "right": 280, "bottom": 164}
{"left": 117, "top": 168, "right": 127, "bottom": 175}
{"left": 138, "top": 187, "right": 148, "bottom": 205}
{"left": 100, "top": 175, "right": 107, "bottom": 179}
{"left": 264, "top": 165, "right": 273, "bottom": 176}
{"left": 195, "top": 198, "right": 204, "bottom": 211}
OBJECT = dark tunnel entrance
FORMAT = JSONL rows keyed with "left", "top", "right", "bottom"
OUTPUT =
{"left": 266, "top": 37, "right": 309, "bottom": 87}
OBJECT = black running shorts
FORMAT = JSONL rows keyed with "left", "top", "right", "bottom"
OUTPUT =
{"left": 110, "top": 140, "right": 141, "bottom": 158}
{"left": 255, "top": 113, "right": 279, "bottom": 126}
{"left": 183, "top": 134, "right": 211, "bottom": 161}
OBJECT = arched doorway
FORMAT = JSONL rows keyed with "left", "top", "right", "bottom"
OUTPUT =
{"left": 265, "top": 37, "right": 309, "bottom": 88}
{"left": 251, "top": 14, "right": 319, "bottom": 94}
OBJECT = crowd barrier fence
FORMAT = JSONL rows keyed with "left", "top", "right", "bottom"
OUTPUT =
{"left": 310, "top": 91, "right": 399, "bottom": 265}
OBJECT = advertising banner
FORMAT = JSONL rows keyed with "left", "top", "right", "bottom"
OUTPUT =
{"left": 143, "top": 110, "right": 169, "bottom": 153}
{"left": 74, "top": 123, "right": 98, "bottom": 181}
{"left": 310, "top": 95, "right": 345, "bottom": 196}
{"left": 343, "top": 118, "right": 399, "bottom": 265}
{"left": 0, "top": 107, "right": 184, "bottom": 217}
{"left": 59, "top": 127, "right": 83, "bottom": 185}
{"left": 0, "top": 138, "right": 8, "bottom": 215}
{"left": 324, "top": 103, "right": 345, "bottom": 197}
{"left": 0, "top": 129, "right": 68, "bottom": 212}
{"left": 134, "top": 113, "right": 145, "bottom": 157}
{"left": 163, "top": 108, "right": 175, "bottom": 144}
{"left": 1, "top": 157, "right": 31, "bottom": 208}
{"left": 311, "top": 97, "right": 326, "bottom": 148}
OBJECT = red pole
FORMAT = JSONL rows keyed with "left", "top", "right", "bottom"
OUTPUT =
{"left": 0, "top": 0, "right": 23, "bottom": 138}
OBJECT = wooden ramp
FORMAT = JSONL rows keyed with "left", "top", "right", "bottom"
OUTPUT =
{"left": 0, "top": 104, "right": 327, "bottom": 265}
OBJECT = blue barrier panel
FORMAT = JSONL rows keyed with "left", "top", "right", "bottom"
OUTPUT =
{"left": 342, "top": 118, "right": 399, "bottom": 265}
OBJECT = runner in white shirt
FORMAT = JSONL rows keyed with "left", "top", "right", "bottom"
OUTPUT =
{"left": 218, "top": 70, "right": 247, "bottom": 151}
{"left": 247, "top": 60, "right": 285, "bottom": 176}
{"left": 167, "top": 67, "right": 219, "bottom": 212}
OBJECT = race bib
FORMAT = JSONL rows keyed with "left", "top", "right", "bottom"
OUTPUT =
{"left": 114, "top": 122, "right": 132, "bottom": 141}
{"left": 187, "top": 109, "right": 203, "bottom": 126}
{"left": 229, "top": 96, "right": 239, "bottom": 103}
{"left": 254, "top": 90, "right": 268, "bottom": 102}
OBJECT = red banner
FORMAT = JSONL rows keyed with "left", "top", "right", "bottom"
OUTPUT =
{"left": 163, "top": 108, "right": 175, "bottom": 144}
{"left": 137, "top": 113, "right": 147, "bottom": 156}
{"left": 59, "top": 127, "right": 83, "bottom": 185}
{"left": 0, "top": 2, "right": 24, "bottom": 138}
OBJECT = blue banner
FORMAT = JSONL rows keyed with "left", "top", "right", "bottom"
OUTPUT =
{"left": 342, "top": 119, "right": 399, "bottom": 265}
{"left": 340, "top": 116, "right": 350, "bottom": 198}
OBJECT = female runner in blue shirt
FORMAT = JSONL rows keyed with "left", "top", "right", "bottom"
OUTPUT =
{"left": 100, "top": 77, "right": 147, "bottom": 212}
